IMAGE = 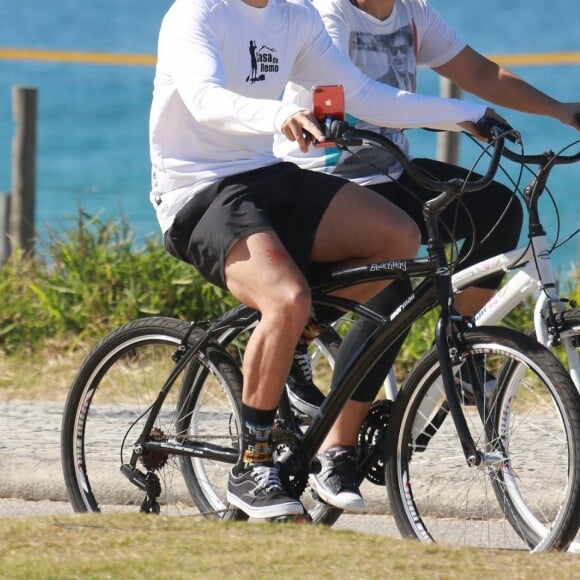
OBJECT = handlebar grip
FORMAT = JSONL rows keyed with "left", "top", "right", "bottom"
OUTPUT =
{"left": 331, "top": 119, "right": 362, "bottom": 146}
{"left": 476, "top": 115, "right": 520, "bottom": 144}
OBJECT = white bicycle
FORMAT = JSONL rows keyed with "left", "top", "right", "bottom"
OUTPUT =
{"left": 322, "top": 140, "right": 580, "bottom": 403}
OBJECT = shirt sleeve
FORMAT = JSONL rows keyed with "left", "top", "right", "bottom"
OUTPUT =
{"left": 158, "top": 1, "right": 303, "bottom": 135}
{"left": 312, "top": 0, "right": 351, "bottom": 55}
{"left": 413, "top": 0, "right": 467, "bottom": 68}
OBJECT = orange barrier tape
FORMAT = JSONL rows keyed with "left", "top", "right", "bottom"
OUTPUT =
{"left": 0, "top": 47, "right": 155, "bottom": 66}
{"left": 1, "top": 47, "right": 579, "bottom": 67}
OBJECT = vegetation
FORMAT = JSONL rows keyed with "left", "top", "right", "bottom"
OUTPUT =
{"left": 0, "top": 212, "right": 578, "bottom": 370}
{"left": 0, "top": 213, "right": 237, "bottom": 354}
{"left": 1, "top": 514, "right": 579, "bottom": 579}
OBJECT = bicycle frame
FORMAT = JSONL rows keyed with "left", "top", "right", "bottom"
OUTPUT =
{"left": 120, "top": 122, "right": 517, "bottom": 501}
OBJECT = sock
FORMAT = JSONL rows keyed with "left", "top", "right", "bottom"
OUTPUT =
{"left": 236, "top": 404, "right": 277, "bottom": 473}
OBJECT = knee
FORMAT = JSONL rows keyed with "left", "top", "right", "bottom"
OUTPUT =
{"left": 269, "top": 283, "right": 312, "bottom": 334}
{"left": 392, "top": 215, "right": 421, "bottom": 258}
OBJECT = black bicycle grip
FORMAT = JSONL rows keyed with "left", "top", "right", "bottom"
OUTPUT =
{"left": 476, "top": 115, "right": 520, "bottom": 144}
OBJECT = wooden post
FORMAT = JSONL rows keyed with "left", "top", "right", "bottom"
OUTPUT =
{"left": 0, "top": 193, "right": 10, "bottom": 265}
{"left": 436, "top": 78, "right": 461, "bottom": 165}
{"left": 10, "top": 86, "right": 37, "bottom": 256}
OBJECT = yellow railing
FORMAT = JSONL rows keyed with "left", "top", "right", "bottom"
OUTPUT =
{"left": 1, "top": 47, "right": 580, "bottom": 67}
{"left": 0, "top": 48, "right": 155, "bottom": 66}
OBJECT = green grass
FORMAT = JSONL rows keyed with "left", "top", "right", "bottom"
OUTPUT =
{"left": 0, "top": 514, "right": 579, "bottom": 579}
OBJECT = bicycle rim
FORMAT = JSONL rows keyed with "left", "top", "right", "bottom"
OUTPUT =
{"left": 386, "top": 327, "right": 580, "bottom": 551}
{"left": 61, "top": 317, "right": 240, "bottom": 517}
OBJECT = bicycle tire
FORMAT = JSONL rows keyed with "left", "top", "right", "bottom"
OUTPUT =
{"left": 385, "top": 326, "right": 580, "bottom": 552}
{"left": 61, "top": 316, "right": 244, "bottom": 519}
{"left": 176, "top": 336, "right": 247, "bottom": 521}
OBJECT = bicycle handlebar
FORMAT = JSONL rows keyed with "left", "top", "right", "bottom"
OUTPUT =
{"left": 330, "top": 116, "right": 507, "bottom": 196}
{"left": 501, "top": 145, "right": 580, "bottom": 167}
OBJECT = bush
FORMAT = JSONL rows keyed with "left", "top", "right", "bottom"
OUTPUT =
{"left": 0, "top": 212, "right": 578, "bottom": 362}
{"left": 0, "top": 213, "right": 237, "bottom": 353}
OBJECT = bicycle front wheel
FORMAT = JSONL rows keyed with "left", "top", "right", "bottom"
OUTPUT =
{"left": 533, "top": 307, "right": 580, "bottom": 392}
{"left": 386, "top": 326, "right": 580, "bottom": 552}
{"left": 61, "top": 317, "right": 243, "bottom": 519}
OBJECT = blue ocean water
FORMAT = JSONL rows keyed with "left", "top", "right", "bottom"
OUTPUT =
{"left": 0, "top": 0, "right": 578, "bottom": 272}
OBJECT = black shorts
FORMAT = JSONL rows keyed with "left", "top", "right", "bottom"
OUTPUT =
{"left": 164, "top": 162, "right": 348, "bottom": 289}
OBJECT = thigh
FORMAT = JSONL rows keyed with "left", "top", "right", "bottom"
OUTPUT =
{"left": 310, "top": 181, "right": 420, "bottom": 263}
{"left": 223, "top": 230, "right": 309, "bottom": 312}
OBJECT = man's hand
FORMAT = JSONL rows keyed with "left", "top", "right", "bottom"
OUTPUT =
{"left": 458, "top": 107, "right": 520, "bottom": 143}
{"left": 555, "top": 103, "right": 580, "bottom": 130}
{"left": 281, "top": 110, "right": 325, "bottom": 153}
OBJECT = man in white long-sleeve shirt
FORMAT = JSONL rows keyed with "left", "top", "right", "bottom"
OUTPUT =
{"left": 149, "top": 0, "right": 502, "bottom": 519}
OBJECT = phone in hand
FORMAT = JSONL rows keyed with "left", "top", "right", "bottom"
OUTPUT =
{"left": 312, "top": 84, "right": 344, "bottom": 147}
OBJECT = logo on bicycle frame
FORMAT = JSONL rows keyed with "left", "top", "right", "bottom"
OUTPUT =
{"left": 369, "top": 260, "right": 407, "bottom": 272}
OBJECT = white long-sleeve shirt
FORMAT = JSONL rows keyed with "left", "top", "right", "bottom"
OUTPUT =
{"left": 150, "top": 0, "right": 485, "bottom": 232}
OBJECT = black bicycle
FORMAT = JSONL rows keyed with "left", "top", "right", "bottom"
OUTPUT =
{"left": 61, "top": 120, "right": 580, "bottom": 551}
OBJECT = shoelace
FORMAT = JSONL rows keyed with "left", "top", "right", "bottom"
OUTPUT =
{"left": 326, "top": 450, "right": 359, "bottom": 488}
{"left": 251, "top": 465, "right": 283, "bottom": 493}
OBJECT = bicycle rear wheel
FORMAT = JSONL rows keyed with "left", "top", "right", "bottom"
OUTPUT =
{"left": 61, "top": 317, "right": 244, "bottom": 520}
{"left": 386, "top": 326, "right": 580, "bottom": 551}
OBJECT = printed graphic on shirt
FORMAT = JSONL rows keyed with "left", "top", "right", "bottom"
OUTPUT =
{"left": 349, "top": 25, "right": 417, "bottom": 92}
{"left": 246, "top": 40, "right": 279, "bottom": 84}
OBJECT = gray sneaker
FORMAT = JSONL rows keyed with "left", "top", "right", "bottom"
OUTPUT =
{"left": 310, "top": 446, "right": 366, "bottom": 513}
{"left": 227, "top": 465, "right": 304, "bottom": 519}
{"left": 286, "top": 339, "right": 325, "bottom": 418}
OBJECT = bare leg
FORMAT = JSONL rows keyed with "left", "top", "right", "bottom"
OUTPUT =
{"left": 454, "top": 286, "right": 495, "bottom": 318}
{"left": 310, "top": 183, "right": 419, "bottom": 452}
{"left": 321, "top": 400, "right": 372, "bottom": 449}
{"left": 319, "top": 281, "right": 495, "bottom": 453}
{"left": 225, "top": 182, "right": 421, "bottom": 412}
{"left": 225, "top": 231, "right": 311, "bottom": 410}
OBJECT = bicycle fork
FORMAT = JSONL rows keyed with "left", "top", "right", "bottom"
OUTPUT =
{"left": 426, "top": 190, "right": 501, "bottom": 468}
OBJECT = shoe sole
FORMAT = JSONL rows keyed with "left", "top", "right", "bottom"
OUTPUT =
{"left": 226, "top": 491, "right": 305, "bottom": 519}
{"left": 309, "top": 476, "right": 367, "bottom": 514}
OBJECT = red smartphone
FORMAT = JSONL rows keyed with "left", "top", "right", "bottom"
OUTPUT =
{"left": 311, "top": 85, "right": 344, "bottom": 146}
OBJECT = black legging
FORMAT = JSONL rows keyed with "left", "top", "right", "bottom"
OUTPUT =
{"left": 331, "top": 158, "right": 523, "bottom": 402}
